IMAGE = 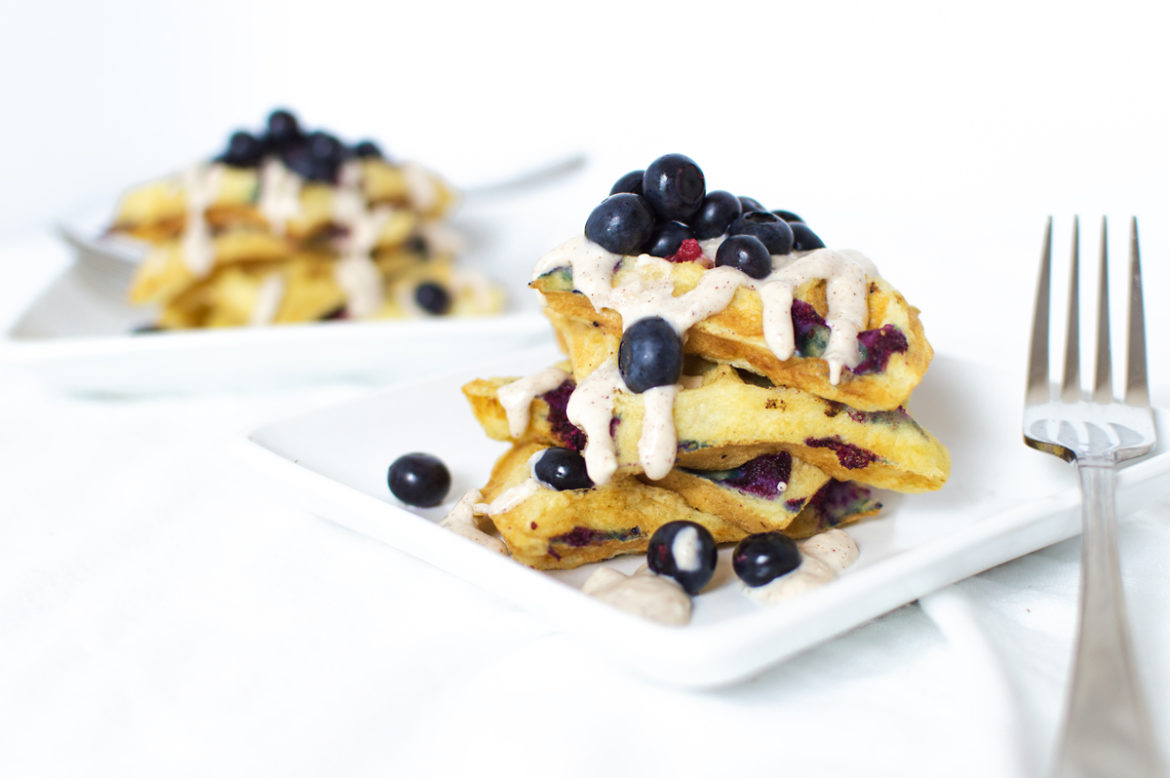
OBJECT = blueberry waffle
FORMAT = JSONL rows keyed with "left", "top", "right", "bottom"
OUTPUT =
{"left": 110, "top": 109, "right": 503, "bottom": 329}
{"left": 442, "top": 154, "right": 949, "bottom": 598}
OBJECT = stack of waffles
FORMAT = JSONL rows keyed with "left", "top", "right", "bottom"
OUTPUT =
{"left": 448, "top": 158, "right": 950, "bottom": 570}
{"left": 108, "top": 111, "right": 503, "bottom": 329}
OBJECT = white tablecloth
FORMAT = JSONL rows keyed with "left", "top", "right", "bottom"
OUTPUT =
{"left": 1, "top": 228, "right": 1168, "bottom": 778}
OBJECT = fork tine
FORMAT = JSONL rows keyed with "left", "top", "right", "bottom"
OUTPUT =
{"left": 1026, "top": 217, "right": 1054, "bottom": 405}
{"left": 1061, "top": 217, "right": 1082, "bottom": 401}
{"left": 1125, "top": 217, "right": 1150, "bottom": 406}
{"left": 1093, "top": 217, "right": 1114, "bottom": 403}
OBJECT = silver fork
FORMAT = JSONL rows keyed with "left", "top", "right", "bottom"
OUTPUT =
{"left": 1024, "top": 216, "right": 1165, "bottom": 778}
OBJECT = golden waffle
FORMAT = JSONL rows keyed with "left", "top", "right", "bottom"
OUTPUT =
{"left": 533, "top": 255, "right": 931, "bottom": 412}
{"left": 462, "top": 364, "right": 950, "bottom": 492}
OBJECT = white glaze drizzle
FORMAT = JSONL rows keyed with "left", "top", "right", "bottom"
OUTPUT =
{"left": 530, "top": 235, "right": 878, "bottom": 486}
{"left": 742, "top": 528, "right": 859, "bottom": 603}
{"left": 439, "top": 490, "right": 508, "bottom": 555}
{"left": 258, "top": 157, "right": 302, "bottom": 237}
{"left": 499, "top": 367, "right": 570, "bottom": 438}
{"left": 638, "top": 385, "right": 678, "bottom": 481}
{"left": 180, "top": 163, "right": 223, "bottom": 276}
{"left": 671, "top": 526, "right": 703, "bottom": 573}
{"left": 582, "top": 566, "right": 692, "bottom": 625}
{"left": 566, "top": 362, "right": 623, "bottom": 485}
{"left": 249, "top": 274, "right": 286, "bottom": 326}
{"left": 331, "top": 163, "right": 390, "bottom": 318}
{"left": 474, "top": 478, "right": 540, "bottom": 517}
{"left": 402, "top": 161, "right": 439, "bottom": 213}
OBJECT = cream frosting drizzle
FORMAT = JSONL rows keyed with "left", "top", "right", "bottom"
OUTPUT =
{"left": 249, "top": 274, "right": 286, "bottom": 326}
{"left": 499, "top": 367, "right": 570, "bottom": 438}
{"left": 530, "top": 235, "right": 878, "bottom": 486}
{"left": 180, "top": 163, "right": 223, "bottom": 276}
{"left": 331, "top": 163, "right": 390, "bottom": 318}
{"left": 566, "top": 363, "right": 623, "bottom": 486}
{"left": 258, "top": 157, "right": 303, "bottom": 237}
{"left": 439, "top": 490, "right": 508, "bottom": 555}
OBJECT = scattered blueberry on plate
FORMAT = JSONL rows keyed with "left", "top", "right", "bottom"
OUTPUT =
{"left": 733, "top": 532, "right": 802, "bottom": 586}
{"left": 387, "top": 452, "right": 451, "bottom": 508}
{"left": 647, "top": 520, "right": 718, "bottom": 595}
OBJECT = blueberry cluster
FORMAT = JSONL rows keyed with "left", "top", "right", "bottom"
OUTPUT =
{"left": 584, "top": 153, "right": 825, "bottom": 263}
{"left": 217, "top": 108, "right": 386, "bottom": 183}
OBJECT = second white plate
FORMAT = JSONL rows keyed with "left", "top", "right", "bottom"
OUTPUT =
{"left": 239, "top": 344, "right": 1170, "bottom": 688}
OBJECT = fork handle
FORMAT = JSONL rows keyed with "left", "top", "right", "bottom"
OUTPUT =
{"left": 1052, "top": 460, "right": 1165, "bottom": 778}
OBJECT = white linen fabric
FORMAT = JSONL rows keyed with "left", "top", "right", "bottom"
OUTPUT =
{"left": 1, "top": 235, "right": 1167, "bottom": 778}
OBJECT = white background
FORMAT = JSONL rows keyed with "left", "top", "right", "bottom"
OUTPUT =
{"left": 2, "top": 1, "right": 1170, "bottom": 776}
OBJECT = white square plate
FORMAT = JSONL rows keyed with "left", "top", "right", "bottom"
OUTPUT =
{"left": 239, "top": 344, "right": 1170, "bottom": 688}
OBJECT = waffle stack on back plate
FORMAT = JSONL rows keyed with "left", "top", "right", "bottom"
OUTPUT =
{"left": 110, "top": 109, "right": 502, "bottom": 329}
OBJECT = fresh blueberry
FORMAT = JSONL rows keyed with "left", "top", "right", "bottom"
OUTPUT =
{"left": 738, "top": 196, "right": 767, "bottom": 213}
{"left": 790, "top": 222, "right": 825, "bottom": 251}
{"left": 646, "top": 221, "right": 693, "bottom": 258}
{"left": 691, "top": 190, "right": 742, "bottom": 240}
{"left": 307, "top": 131, "right": 343, "bottom": 164}
{"left": 415, "top": 281, "right": 451, "bottom": 315}
{"left": 732, "top": 532, "right": 801, "bottom": 586}
{"left": 715, "top": 235, "right": 773, "bottom": 279}
{"left": 610, "top": 169, "right": 644, "bottom": 196}
{"left": 387, "top": 452, "right": 451, "bottom": 507}
{"left": 534, "top": 447, "right": 593, "bottom": 490}
{"left": 352, "top": 140, "right": 383, "bottom": 159}
{"left": 281, "top": 142, "right": 335, "bottom": 182}
{"left": 584, "top": 193, "right": 656, "bottom": 255}
{"left": 221, "top": 131, "right": 264, "bottom": 167}
{"left": 265, "top": 109, "right": 301, "bottom": 148}
{"left": 618, "top": 316, "right": 682, "bottom": 393}
{"left": 728, "top": 211, "right": 794, "bottom": 255}
{"left": 647, "top": 520, "right": 718, "bottom": 595}
{"left": 642, "top": 153, "right": 705, "bottom": 221}
{"left": 771, "top": 209, "right": 804, "bottom": 223}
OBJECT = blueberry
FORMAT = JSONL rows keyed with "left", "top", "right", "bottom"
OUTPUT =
{"left": 646, "top": 221, "right": 693, "bottom": 258}
{"left": 415, "top": 281, "right": 451, "bottom": 315}
{"left": 715, "top": 235, "right": 773, "bottom": 279}
{"left": 281, "top": 142, "right": 336, "bottom": 182}
{"left": 618, "top": 316, "right": 682, "bottom": 393}
{"left": 221, "top": 131, "right": 264, "bottom": 167}
{"left": 647, "top": 520, "right": 717, "bottom": 595}
{"left": 266, "top": 109, "right": 301, "bottom": 148}
{"left": 728, "top": 211, "right": 794, "bottom": 255}
{"left": 790, "top": 222, "right": 825, "bottom": 251}
{"left": 732, "top": 532, "right": 801, "bottom": 586}
{"left": 352, "top": 140, "right": 384, "bottom": 159}
{"left": 307, "top": 131, "right": 343, "bottom": 164}
{"left": 533, "top": 447, "right": 593, "bottom": 490}
{"left": 738, "top": 196, "right": 767, "bottom": 213}
{"left": 610, "top": 169, "right": 644, "bottom": 196}
{"left": 584, "top": 193, "right": 656, "bottom": 255}
{"left": 642, "top": 153, "right": 705, "bottom": 221}
{"left": 387, "top": 452, "right": 451, "bottom": 507}
{"left": 771, "top": 209, "right": 804, "bottom": 223}
{"left": 691, "top": 190, "right": 742, "bottom": 240}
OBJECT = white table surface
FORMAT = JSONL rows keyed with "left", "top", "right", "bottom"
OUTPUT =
{"left": 2, "top": 2, "right": 1170, "bottom": 774}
